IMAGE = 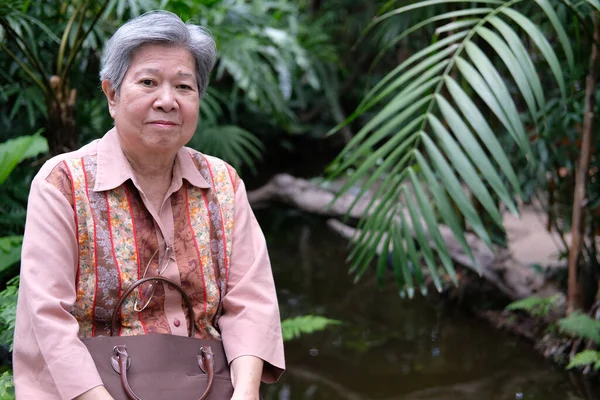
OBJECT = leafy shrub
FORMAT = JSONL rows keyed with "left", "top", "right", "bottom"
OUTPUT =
{"left": 0, "top": 370, "right": 14, "bottom": 400}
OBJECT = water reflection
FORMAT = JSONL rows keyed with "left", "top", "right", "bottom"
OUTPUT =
{"left": 258, "top": 209, "right": 591, "bottom": 400}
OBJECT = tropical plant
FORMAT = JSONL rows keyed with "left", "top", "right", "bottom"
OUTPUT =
{"left": 0, "top": 0, "right": 130, "bottom": 153}
{"left": 1, "top": 0, "right": 342, "bottom": 171}
{"left": 165, "top": 0, "right": 341, "bottom": 146}
{"left": 327, "top": 0, "right": 600, "bottom": 307}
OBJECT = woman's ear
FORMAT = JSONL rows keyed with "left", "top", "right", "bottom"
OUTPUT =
{"left": 101, "top": 80, "right": 117, "bottom": 118}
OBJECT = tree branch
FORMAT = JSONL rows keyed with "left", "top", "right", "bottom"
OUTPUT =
{"left": 567, "top": 12, "right": 600, "bottom": 313}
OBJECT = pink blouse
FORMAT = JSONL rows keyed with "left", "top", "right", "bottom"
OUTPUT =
{"left": 13, "top": 129, "right": 285, "bottom": 399}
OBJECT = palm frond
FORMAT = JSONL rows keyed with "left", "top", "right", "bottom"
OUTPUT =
{"left": 328, "top": 0, "right": 574, "bottom": 294}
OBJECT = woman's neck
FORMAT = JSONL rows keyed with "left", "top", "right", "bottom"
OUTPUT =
{"left": 123, "top": 150, "right": 176, "bottom": 212}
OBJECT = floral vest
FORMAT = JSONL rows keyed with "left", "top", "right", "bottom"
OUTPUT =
{"left": 62, "top": 151, "right": 236, "bottom": 339}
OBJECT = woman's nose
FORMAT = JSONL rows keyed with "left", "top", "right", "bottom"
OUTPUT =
{"left": 153, "top": 86, "right": 178, "bottom": 112}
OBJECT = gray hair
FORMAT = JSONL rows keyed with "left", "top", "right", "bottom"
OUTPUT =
{"left": 99, "top": 10, "right": 216, "bottom": 97}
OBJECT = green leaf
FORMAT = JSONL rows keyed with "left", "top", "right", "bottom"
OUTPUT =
{"left": 280, "top": 315, "right": 342, "bottom": 342}
{"left": 477, "top": 26, "right": 537, "bottom": 121}
{"left": 391, "top": 217, "right": 413, "bottom": 298}
{"left": 361, "top": 50, "right": 452, "bottom": 112}
{"left": 488, "top": 17, "right": 545, "bottom": 112}
{"left": 356, "top": 64, "right": 445, "bottom": 137}
{"left": 401, "top": 213, "right": 427, "bottom": 296}
{"left": 505, "top": 295, "right": 559, "bottom": 318}
{"left": 567, "top": 350, "right": 600, "bottom": 370}
{"left": 500, "top": 8, "right": 567, "bottom": 101}
{"left": 421, "top": 132, "right": 493, "bottom": 247}
{"left": 427, "top": 114, "right": 503, "bottom": 227}
{"left": 334, "top": 99, "right": 428, "bottom": 173}
{"left": 0, "top": 132, "right": 47, "bottom": 185}
{"left": 435, "top": 19, "right": 477, "bottom": 34}
{"left": 435, "top": 95, "right": 519, "bottom": 216}
{"left": 444, "top": 76, "right": 522, "bottom": 196}
{"left": 455, "top": 57, "right": 529, "bottom": 156}
{"left": 332, "top": 76, "right": 439, "bottom": 166}
{"left": 0, "top": 236, "right": 23, "bottom": 274}
{"left": 558, "top": 312, "right": 600, "bottom": 344}
{"left": 189, "top": 125, "right": 263, "bottom": 173}
{"left": 583, "top": 0, "right": 600, "bottom": 12}
{"left": 369, "top": 0, "right": 503, "bottom": 29}
{"left": 403, "top": 186, "right": 442, "bottom": 292}
{"left": 373, "top": 9, "right": 492, "bottom": 66}
{"left": 350, "top": 176, "right": 407, "bottom": 272}
{"left": 534, "top": 0, "right": 574, "bottom": 72}
{"left": 355, "top": 31, "right": 467, "bottom": 114}
{"left": 376, "top": 230, "right": 393, "bottom": 287}
{"left": 463, "top": 42, "right": 530, "bottom": 155}
{"left": 336, "top": 127, "right": 421, "bottom": 219}
{"left": 414, "top": 150, "right": 478, "bottom": 268}
{"left": 408, "top": 169, "right": 457, "bottom": 284}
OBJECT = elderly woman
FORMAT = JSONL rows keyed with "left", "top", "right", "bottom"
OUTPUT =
{"left": 13, "top": 10, "right": 284, "bottom": 400}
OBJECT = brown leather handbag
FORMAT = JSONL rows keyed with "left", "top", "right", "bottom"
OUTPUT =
{"left": 82, "top": 276, "right": 234, "bottom": 400}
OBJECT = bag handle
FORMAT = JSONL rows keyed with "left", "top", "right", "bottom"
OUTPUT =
{"left": 113, "top": 344, "right": 215, "bottom": 400}
{"left": 110, "top": 277, "right": 215, "bottom": 400}
{"left": 111, "top": 276, "right": 196, "bottom": 337}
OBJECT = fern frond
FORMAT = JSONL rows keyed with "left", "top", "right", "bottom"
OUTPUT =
{"left": 558, "top": 312, "right": 600, "bottom": 344}
{"left": 505, "top": 295, "right": 560, "bottom": 317}
{"left": 567, "top": 350, "right": 600, "bottom": 370}
{"left": 280, "top": 315, "right": 342, "bottom": 342}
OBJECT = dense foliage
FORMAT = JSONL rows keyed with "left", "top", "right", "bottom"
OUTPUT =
{"left": 1, "top": 0, "right": 599, "bottom": 394}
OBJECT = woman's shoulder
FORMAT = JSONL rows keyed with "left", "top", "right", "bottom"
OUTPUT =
{"left": 33, "top": 139, "right": 100, "bottom": 184}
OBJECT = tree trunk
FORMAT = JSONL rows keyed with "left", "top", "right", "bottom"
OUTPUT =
{"left": 567, "top": 14, "right": 600, "bottom": 314}
{"left": 46, "top": 75, "right": 78, "bottom": 155}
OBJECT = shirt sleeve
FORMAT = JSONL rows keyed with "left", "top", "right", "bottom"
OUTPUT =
{"left": 218, "top": 178, "right": 285, "bottom": 383}
{"left": 13, "top": 168, "right": 103, "bottom": 399}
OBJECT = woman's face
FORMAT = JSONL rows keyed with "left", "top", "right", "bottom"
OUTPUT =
{"left": 102, "top": 43, "right": 199, "bottom": 159}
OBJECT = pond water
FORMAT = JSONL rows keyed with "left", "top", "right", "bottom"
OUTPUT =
{"left": 258, "top": 209, "right": 595, "bottom": 400}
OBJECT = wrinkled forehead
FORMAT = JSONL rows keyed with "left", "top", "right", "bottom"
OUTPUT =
{"left": 126, "top": 43, "right": 198, "bottom": 80}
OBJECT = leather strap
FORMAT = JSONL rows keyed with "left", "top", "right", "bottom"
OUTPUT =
{"left": 109, "top": 277, "right": 216, "bottom": 400}
{"left": 111, "top": 276, "right": 196, "bottom": 337}
{"left": 114, "top": 344, "right": 215, "bottom": 400}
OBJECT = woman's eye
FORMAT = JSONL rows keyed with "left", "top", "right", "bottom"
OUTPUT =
{"left": 141, "top": 79, "right": 153, "bottom": 86}
{"left": 178, "top": 84, "right": 192, "bottom": 90}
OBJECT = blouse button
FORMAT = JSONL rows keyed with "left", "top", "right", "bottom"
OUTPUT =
{"left": 168, "top": 284, "right": 175, "bottom": 291}
{"left": 173, "top": 318, "right": 181, "bottom": 327}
